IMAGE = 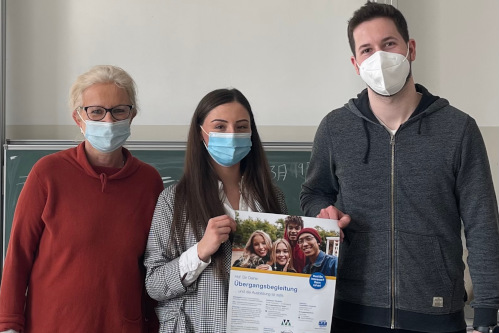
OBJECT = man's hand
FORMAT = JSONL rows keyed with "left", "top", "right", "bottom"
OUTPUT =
{"left": 317, "top": 205, "right": 351, "bottom": 242}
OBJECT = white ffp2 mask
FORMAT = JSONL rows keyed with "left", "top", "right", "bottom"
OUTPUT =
{"left": 358, "top": 46, "right": 410, "bottom": 96}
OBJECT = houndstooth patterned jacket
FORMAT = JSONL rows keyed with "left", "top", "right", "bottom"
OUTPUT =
{"left": 144, "top": 184, "right": 288, "bottom": 333}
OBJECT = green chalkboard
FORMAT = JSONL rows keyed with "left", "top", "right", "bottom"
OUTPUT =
{"left": 2, "top": 142, "right": 311, "bottom": 262}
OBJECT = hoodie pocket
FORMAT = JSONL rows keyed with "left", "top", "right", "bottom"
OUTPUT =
{"left": 397, "top": 231, "right": 453, "bottom": 314}
{"left": 335, "top": 230, "right": 391, "bottom": 307}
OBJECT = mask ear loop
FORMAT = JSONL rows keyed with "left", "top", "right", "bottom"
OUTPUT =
{"left": 76, "top": 108, "right": 86, "bottom": 135}
{"left": 403, "top": 43, "right": 410, "bottom": 61}
{"left": 199, "top": 125, "right": 210, "bottom": 147}
{"left": 199, "top": 125, "right": 209, "bottom": 136}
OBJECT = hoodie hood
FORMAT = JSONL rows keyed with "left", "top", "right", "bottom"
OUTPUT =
{"left": 348, "top": 84, "right": 442, "bottom": 123}
{"left": 345, "top": 84, "right": 445, "bottom": 163}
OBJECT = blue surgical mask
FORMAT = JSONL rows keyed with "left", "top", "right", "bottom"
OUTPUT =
{"left": 201, "top": 126, "right": 252, "bottom": 167}
{"left": 79, "top": 114, "right": 131, "bottom": 153}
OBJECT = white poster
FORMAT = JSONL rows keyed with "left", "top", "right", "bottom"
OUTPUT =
{"left": 227, "top": 211, "right": 339, "bottom": 333}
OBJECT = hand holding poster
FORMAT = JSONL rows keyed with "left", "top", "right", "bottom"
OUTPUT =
{"left": 227, "top": 211, "right": 339, "bottom": 332}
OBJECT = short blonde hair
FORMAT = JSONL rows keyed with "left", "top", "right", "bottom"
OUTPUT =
{"left": 69, "top": 65, "right": 137, "bottom": 112}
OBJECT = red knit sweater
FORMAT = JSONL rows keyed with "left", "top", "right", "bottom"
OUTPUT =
{"left": 0, "top": 143, "right": 164, "bottom": 332}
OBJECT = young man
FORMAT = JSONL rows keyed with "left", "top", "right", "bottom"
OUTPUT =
{"left": 297, "top": 228, "right": 337, "bottom": 277}
{"left": 300, "top": 2, "right": 499, "bottom": 333}
{"left": 283, "top": 215, "right": 306, "bottom": 273}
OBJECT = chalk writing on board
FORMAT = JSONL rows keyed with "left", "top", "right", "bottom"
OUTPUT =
{"left": 269, "top": 162, "right": 309, "bottom": 182}
{"left": 161, "top": 176, "right": 176, "bottom": 185}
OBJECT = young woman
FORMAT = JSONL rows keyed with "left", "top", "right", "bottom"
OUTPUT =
{"left": 270, "top": 238, "right": 297, "bottom": 273}
{"left": 232, "top": 230, "right": 273, "bottom": 270}
{"left": 144, "top": 88, "right": 288, "bottom": 332}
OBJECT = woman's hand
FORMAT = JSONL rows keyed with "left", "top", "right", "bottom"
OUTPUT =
{"left": 197, "top": 215, "right": 236, "bottom": 262}
{"left": 283, "top": 259, "right": 290, "bottom": 272}
{"left": 256, "top": 264, "right": 272, "bottom": 271}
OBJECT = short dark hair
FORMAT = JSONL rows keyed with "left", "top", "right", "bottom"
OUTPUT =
{"left": 284, "top": 215, "right": 304, "bottom": 229}
{"left": 347, "top": 2, "right": 410, "bottom": 55}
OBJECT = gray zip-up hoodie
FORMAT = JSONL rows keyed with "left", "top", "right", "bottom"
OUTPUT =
{"left": 300, "top": 84, "right": 499, "bottom": 331}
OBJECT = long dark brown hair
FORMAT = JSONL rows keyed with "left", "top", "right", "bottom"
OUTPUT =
{"left": 171, "top": 88, "right": 283, "bottom": 278}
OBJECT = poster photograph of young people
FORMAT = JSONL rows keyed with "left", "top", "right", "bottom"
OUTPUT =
{"left": 227, "top": 211, "right": 340, "bottom": 332}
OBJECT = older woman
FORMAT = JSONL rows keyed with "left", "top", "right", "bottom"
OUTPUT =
{"left": 0, "top": 65, "right": 164, "bottom": 333}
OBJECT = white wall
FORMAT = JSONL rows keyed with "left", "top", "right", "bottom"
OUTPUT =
{"left": 5, "top": 0, "right": 498, "bottom": 128}
{"left": 401, "top": 0, "right": 499, "bottom": 126}
{"left": 5, "top": 0, "right": 365, "bottom": 131}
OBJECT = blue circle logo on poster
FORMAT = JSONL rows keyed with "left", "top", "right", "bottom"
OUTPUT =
{"left": 309, "top": 272, "right": 326, "bottom": 289}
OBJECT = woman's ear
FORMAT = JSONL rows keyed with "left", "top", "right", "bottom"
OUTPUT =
{"left": 72, "top": 109, "right": 85, "bottom": 134}
{"left": 72, "top": 109, "right": 81, "bottom": 126}
{"left": 129, "top": 109, "right": 137, "bottom": 123}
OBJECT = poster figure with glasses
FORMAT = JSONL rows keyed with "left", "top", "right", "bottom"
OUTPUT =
{"left": 227, "top": 211, "right": 339, "bottom": 332}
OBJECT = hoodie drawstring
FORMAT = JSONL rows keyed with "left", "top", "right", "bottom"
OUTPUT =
{"left": 362, "top": 119, "right": 371, "bottom": 164}
{"left": 417, "top": 113, "right": 426, "bottom": 135}
{"left": 99, "top": 173, "right": 108, "bottom": 192}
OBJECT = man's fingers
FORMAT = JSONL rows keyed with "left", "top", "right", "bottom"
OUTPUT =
{"left": 338, "top": 214, "right": 351, "bottom": 229}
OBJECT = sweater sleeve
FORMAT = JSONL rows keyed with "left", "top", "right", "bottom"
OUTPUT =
{"left": 457, "top": 118, "right": 499, "bottom": 326}
{"left": 300, "top": 115, "right": 339, "bottom": 217}
{"left": 0, "top": 167, "right": 47, "bottom": 332}
{"left": 144, "top": 186, "right": 195, "bottom": 301}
